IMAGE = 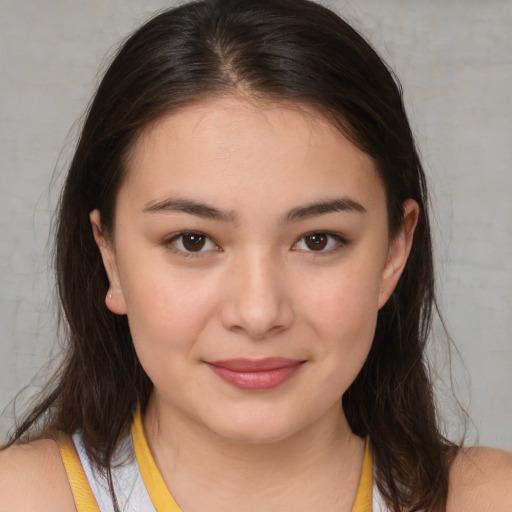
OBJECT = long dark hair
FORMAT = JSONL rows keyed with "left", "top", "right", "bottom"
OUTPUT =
{"left": 4, "top": 0, "right": 458, "bottom": 510}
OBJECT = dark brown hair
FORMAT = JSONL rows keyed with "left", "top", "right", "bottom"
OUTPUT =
{"left": 4, "top": 0, "right": 458, "bottom": 510}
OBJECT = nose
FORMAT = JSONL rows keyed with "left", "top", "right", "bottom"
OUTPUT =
{"left": 218, "top": 252, "right": 294, "bottom": 339}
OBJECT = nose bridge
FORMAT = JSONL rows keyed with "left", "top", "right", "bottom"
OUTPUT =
{"left": 220, "top": 246, "right": 292, "bottom": 338}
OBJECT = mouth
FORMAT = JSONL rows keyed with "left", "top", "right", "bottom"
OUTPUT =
{"left": 206, "top": 358, "right": 305, "bottom": 391}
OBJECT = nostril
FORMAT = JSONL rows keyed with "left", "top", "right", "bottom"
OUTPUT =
{"left": 218, "top": 294, "right": 293, "bottom": 339}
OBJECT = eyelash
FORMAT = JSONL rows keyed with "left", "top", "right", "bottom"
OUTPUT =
{"left": 164, "top": 231, "right": 347, "bottom": 257}
{"left": 292, "top": 232, "right": 347, "bottom": 254}
{"left": 164, "top": 231, "right": 220, "bottom": 258}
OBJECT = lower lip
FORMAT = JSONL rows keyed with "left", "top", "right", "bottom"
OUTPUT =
{"left": 207, "top": 363, "right": 303, "bottom": 391}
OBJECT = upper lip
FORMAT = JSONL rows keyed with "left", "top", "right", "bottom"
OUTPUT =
{"left": 207, "top": 358, "right": 304, "bottom": 372}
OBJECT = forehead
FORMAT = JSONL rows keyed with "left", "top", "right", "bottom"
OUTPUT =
{"left": 120, "top": 96, "right": 384, "bottom": 215}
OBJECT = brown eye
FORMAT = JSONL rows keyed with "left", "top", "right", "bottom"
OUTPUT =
{"left": 304, "top": 234, "right": 328, "bottom": 251}
{"left": 293, "top": 232, "right": 344, "bottom": 253}
{"left": 169, "top": 231, "right": 218, "bottom": 254}
{"left": 182, "top": 233, "right": 206, "bottom": 252}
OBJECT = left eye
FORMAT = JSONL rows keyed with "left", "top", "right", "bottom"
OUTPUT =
{"left": 169, "top": 232, "right": 218, "bottom": 253}
{"left": 293, "top": 233, "right": 343, "bottom": 252}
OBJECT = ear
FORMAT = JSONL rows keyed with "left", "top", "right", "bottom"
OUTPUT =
{"left": 378, "top": 199, "right": 419, "bottom": 309}
{"left": 90, "top": 209, "right": 127, "bottom": 315}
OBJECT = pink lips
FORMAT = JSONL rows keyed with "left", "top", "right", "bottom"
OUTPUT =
{"left": 206, "top": 358, "right": 304, "bottom": 391}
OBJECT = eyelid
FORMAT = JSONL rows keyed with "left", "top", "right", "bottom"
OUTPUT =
{"left": 164, "top": 230, "right": 221, "bottom": 256}
{"left": 292, "top": 231, "right": 347, "bottom": 253}
{"left": 163, "top": 230, "right": 347, "bottom": 256}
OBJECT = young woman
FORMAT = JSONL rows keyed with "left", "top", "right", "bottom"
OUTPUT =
{"left": 1, "top": 0, "right": 511, "bottom": 511}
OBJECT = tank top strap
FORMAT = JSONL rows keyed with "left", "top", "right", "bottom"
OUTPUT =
{"left": 56, "top": 435, "right": 100, "bottom": 512}
{"left": 57, "top": 429, "right": 156, "bottom": 512}
{"left": 131, "top": 411, "right": 375, "bottom": 512}
{"left": 351, "top": 437, "right": 373, "bottom": 512}
{"left": 58, "top": 414, "right": 377, "bottom": 512}
{"left": 131, "top": 411, "right": 183, "bottom": 511}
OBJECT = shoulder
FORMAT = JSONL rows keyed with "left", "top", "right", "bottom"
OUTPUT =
{"left": 0, "top": 438, "right": 75, "bottom": 512}
{"left": 447, "top": 445, "right": 512, "bottom": 512}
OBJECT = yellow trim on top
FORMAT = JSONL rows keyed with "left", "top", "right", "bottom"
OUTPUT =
{"left": 131, "top": 411, "right": 183, "bottom": 512}
{"left": 57, "top": 436, "right": 100, "bottom": 512}
{"left": 351, "top": 437, "right": 373, "bottom": 512}
{"left": 131, "top": 411, "right": 372, "bottom": 512}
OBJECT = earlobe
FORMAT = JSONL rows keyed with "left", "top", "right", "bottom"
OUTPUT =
{"left": 378, "top": 199, "right": 419, "bottom": 309}
{"left": 89, "top": 209, "right": 127, "bottom": 315}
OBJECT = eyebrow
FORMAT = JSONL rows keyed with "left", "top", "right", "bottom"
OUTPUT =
{"left": 284, "top": 198, "right": 366, "bottom": 222}
{"left": 143, "top": 197, "right": 237, "bottom": 221}
{"left": 142, "top": 196, "right": 365, "bottom": 222}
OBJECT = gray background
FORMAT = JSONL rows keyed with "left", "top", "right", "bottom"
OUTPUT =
{"left": 1, "top": 1, "right": 511, "bottom": 449}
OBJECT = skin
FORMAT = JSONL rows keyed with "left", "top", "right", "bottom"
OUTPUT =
{"left": 98, "top": 96, "right": 414, "bottom": 448}
{"left": 93, "top": 96, "right": 415, "bottom": 511}
{"left": 1, "top": 96, "right": 511, "bottom": 511}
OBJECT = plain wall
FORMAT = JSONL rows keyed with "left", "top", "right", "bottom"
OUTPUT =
{"left": 1, "top": 0, "right": 511, "bottom": 449}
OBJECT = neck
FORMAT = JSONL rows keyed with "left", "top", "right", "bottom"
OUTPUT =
{"left": 142, "top": 393, "right": 366, "bottom": 512}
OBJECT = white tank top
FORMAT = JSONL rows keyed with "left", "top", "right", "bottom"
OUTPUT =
{"left": 63, "top": 416, "right": 386, "bottom": 511}
{"left": 72, "top": 431, "right": 156, "bottom": 511}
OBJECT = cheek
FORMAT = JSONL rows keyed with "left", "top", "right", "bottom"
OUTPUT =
{"left": 123, "top": 279, "right": 215, "bottom": 397}
{"left": 306, "top": 262, "right": 381, "bottom": 337}
{"left": 300, "top": 261, "right": 382, "bottom": 381}
{"left": 117, "top": 257, "right": 219, "bottom": 365}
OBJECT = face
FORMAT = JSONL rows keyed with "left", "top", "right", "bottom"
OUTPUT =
{"left": 92, "top": 96, "right": 417, "bottom": 444}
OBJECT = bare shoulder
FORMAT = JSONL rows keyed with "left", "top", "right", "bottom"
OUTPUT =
{"left": 0, "top": 438, "right": 75, "bottom": 512}
{"left": 447, "top": 445, "right": 512, "bottom": 512}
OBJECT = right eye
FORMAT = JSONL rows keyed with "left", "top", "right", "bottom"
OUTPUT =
{"left": 166, "top": 231, "right": 219, "bottom": 255}
{"left": 292, "top": 232, "right": 346, "bottom": 253}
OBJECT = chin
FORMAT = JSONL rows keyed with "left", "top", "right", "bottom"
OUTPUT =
{"left": 215, "top": 426, "right": 297, "bottom": 445}
{"left": 204, "top": 409, "right": 307, "bottom": 445}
